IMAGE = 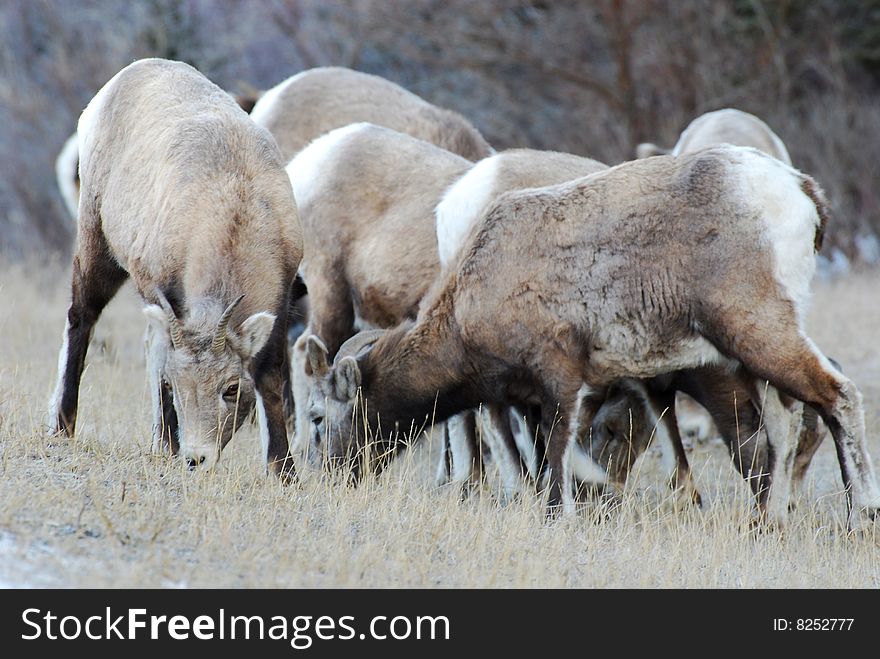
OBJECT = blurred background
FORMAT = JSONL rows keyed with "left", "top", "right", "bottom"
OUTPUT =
{"left": 2, "top": 0, "right": 879, "bottom": 269}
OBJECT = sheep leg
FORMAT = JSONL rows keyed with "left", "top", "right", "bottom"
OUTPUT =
{"left": 509, "top": 405, "right": 547, "bottom": 492}
{"left": 788, "top": 356, "right": 839, "bottom": 499}
{"left": 282, "top": 276, "right": 309, "bottom": 428}
{"left": 49, "top": 232, "right": 127, "bottom": 436}
{"left": 434, "top": 421, "right": 453, "bottom": 487}
{"left": 651, "top": 388, "right": 702, "bottom": 506}
{"left": 728, "top": 394, "right": 769, "bottom": 502}
{"left": 145, "top": 325, "right": 179, "bottom": 454}
{"left": 484, "top": 404, "right": 529, "bottom": 500}
{"left": 753, "top": 384, "right": 801, "bottom": 526}
{"left": 677, "top": 368, "right": 768, "bottom": 500}
{"left": 280, "top": 331, "right": 295, "bottom": 432}
{"left": 290, "top": 331, "right": 313, "bottom": 456}
{"left": 790, "top": 405, "right": 823, "bottom": 501}
{"left": 544, "top": 384, "right": 596, "bottom": 518}
{"left": 253, "top": 312, "right": 296, "bottom": 484}
{"left": 720, "top": 324, "right": 880, "bottom": 530}
{"left": 507, "top": 406, "right": 540, "bottom": 480}
{"left": 447, "top": 411, "right": 482, "bottom": 497}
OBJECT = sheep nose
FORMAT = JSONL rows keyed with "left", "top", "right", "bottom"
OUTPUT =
{"left": 187, "top": 455, "right": 206, "bottom": 470}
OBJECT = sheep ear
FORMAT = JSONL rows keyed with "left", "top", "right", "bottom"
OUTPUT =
{"left": 237, "top": 312, "right": 276, "bottom": 359}
{"left": 334, "top": 356, "right": 361, "bottom": 401}
{"left": 306, "top": 335, "right": 330, "bottom": 378}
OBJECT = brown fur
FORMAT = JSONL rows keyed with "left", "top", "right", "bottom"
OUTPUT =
{"left": 289, "top": 124, "right": 472, "bottom": 461}
{"left": 312, "top": 146, "right": 880, "bottom": 527}
{"left": 250, "top": 67, "right": 493, "bottom": 162}
{"left": 49, "top": 58, "right": 303, "bottom": 480}
{"left": 636, "top": 108, "right": 792, "bottom": 164}
{"left": 292, "top": 125, "right": 470, "bottom": 354}
{"left": 671, "top": 109, "right": 791, "bottom": 163}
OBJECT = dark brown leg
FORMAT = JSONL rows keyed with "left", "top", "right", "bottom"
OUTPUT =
{"left": 49, "top": 237, "right": 127, "bottom": 436}
{"left": 792, "top": 406, "right": 823, "bottom": 491}
{"left": 281, "top": 337, "right": 295, "bottom": 431}
{"left": 254, "top": 318, "right": 296, "bottom": 484}
{"left": 712, "top": 313, "right": 880, "bottom": 528}
{"left": 544, "top": 385, "right": 598, "bottom": 518}
{"left": 434, "top": 422, "right": 453, "bottom": 486}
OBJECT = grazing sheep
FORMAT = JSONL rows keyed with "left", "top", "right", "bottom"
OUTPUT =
{"left": 434, "top": 148, "right": 608, "bottom": 495}
{"left": 250, "top": 67, "right": 493, "bottom": 163}
{"left": 633, "top": 106, "right": 793, "bottom": 463}
{"left": 305, "top": 145, "right": 880, "bottom": 530}
{"left": 48, "top": 58, "right": 303, "bottom": 478}
{"left": 286, "top": 123, "right": 473, "bottom": 476}
{"left": 608, "top": 108, "right": 815, "bottom": 506}
{"left": 636, "top": 108, "right": 792, "bottom": 165}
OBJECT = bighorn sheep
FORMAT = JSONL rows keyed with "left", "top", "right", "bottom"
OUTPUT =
{"left": 306, "top": 145, "right": 880, "bottom": 529}
{"left": 250, "top": 67, "right": 493, "bottom": 163}
{"left": 288, "top": 125, "right": 607, "bottom": 490}
{"left": 433, "top": 148, "right": 608, "bottom": 494}
{"left": 636, "top": 108, "right": 792, "bottom": 164}
{"left": 607, "top": 108, "right": 820, "bottom": 506}
{"left": 285, "top": 123, "right": 473, "bottom": 475}
{"left": 48, "top": 58, "right": 303, "bottom": 478}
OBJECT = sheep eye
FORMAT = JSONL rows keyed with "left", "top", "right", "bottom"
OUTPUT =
{"left": 312, "top": 415, "right": 324, "bottom": 427}
{"left": 223, "top": 383, "right": 240, "bottom": 401}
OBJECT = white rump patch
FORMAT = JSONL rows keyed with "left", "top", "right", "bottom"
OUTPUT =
{"left": 434, "top": 154, "right": 499, "bottom": 268}
{"left": 737, "top": 153, "right": 817, "bottom": 320}
{"left": 55, "top": 133, "right": 80, "bottom": 222}
{"left": 285, "top": 122, "right": 373, "bottom": 210}
{"left": 77, "top": 61, "right": 131, "bottom": 160}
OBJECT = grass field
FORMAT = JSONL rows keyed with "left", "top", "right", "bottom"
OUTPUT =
{"left": 1, "top": 260, "right": 879, "bottom": 588}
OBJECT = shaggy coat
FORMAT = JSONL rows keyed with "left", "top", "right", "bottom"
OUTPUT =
{"left": 309, "top": 145, "right": 880, "bottom": 529}
{"left": 636, "top": 108, "right": 791, "bottom": 164}
{"left": 286, "top": 123, "right": 472, "bottom": 460}
{"left": 49, "top": 58, "right": 303, "bottom": 478}
{"left": 250, "top": 67, "right": 493, "bottom": 162}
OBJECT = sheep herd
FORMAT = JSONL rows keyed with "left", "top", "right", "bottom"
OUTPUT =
{"left": 50, "top": 58, "right": 880, "bottom": 533}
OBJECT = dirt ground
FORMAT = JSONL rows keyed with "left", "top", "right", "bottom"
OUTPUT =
{"left": 1, "top": 260, "right": 878, "bottom": 588}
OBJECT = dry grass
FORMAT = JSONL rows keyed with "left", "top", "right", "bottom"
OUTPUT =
{"left": 1, "top": 260, "right": 879, "bottom": 588}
